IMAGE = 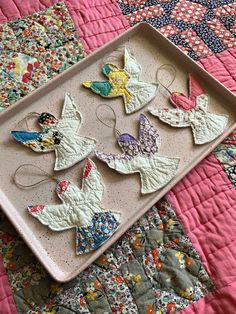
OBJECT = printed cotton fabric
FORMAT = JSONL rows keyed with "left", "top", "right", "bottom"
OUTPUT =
{"left": 0, "top": 2, "right": 85, "bottom": 111}
{"left": 149, "top": 74, "right": 228, "bottom": 144}
{"left": 1, "top": 198, "right": 213, "bottom": 313}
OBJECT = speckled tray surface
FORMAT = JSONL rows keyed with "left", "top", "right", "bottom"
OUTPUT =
{"left": 0, "top": 23, "right": 235, "bottom": 282}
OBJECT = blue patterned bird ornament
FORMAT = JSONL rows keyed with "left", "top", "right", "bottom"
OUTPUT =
{"left": 11, "top": 93, "right": 96, "bottom": 170}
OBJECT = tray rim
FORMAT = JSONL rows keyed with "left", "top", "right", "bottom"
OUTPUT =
{"left": 0, "top": 22, "right": 236, "bottom": 282}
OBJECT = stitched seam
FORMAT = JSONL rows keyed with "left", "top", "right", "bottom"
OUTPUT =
{"left": 178, "top": 187, "right": 235, "bottom": 217}
{"left": 173, "top": 168, "right": 229, "bottom": 194}
{"left": 8, "top": 1, "right": 21, "bottom": 19}
{"left": 120, "top": 260, "right": 152, "bottom": 314}
{"left": 75, "top": 15, "right": 128, "bottom": 32}
{"left": 73, "top": 1, "right": 119, "bottom": 10}
{"left": 217, "top": 54, "right": 236, "bottom": 85}
{"left": 228, "top": 48, "right": 236, "bottom": 59}
{"left": 0, "top": 294, "right": 14, "bottom": 303}
{"left": 83, "top": 27, "right": 127, "bottom": 38}
{"left": 38, "top": 0, "right": 53, "bottom": 8}
{"left": 98, "top": 269, "right": 139, "bottom": 314}
{"left": 203, "top": 238, "right": 236, "bottom": 258}
{"left": 74, "top": 13, "right": 125, "bottom": 25}
{"left": 181, "top": 201, "right": 236, "bottom": 234}
{"left": 213, "top": 53, "right": 235, "bottom": 81}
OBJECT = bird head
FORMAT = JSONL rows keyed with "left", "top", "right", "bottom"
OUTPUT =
{"left": 169, "top": 74, "right": 205, "bottom": 111}
{"left": 102, "top": 64, "right": 121, "bottom": 77}
{"left": 38, "top": 112, "right": 58, "bottom": 129}
{"left": 117, "top": 133, "right": 139, "bottom": 156}
{"left": 102, "top": 64, "right": 112, "bottom": 77}
{"left": 170, "top": 92, "right": 196, "bottom": 111}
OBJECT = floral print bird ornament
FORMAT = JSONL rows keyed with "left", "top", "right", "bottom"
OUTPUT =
{"left": 96, "top": 114, "right": 179, "bottom": 194}
{"left": 82, "top": 48, "right": 158, "bottom": 114}
{"left": 11, "top": 93, "right": 96, "bottom": 170}
{"left": 28, "top": 159, "right": 121, "bottom": 254}
{"left": 149, "top": 74, "right": 228, "bottom": 145}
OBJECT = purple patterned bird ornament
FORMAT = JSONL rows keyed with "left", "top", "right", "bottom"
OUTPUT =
{"left": 96, "top": 114, "right": 179, "bottom": 194}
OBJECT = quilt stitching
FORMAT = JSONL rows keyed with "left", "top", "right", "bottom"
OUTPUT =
{"left": 118, "top": 0, "right": 236, "bottom": 61}
{"left": 205, "top": 238, "right": 236, "bottom": 260}
{"left": 177, "top": 186, "right": 235, "bottom": 213}
{"left": 186, "top": 203, "right": 236, "bottom": 236}
{"left": 217, "top": 53, "right": 236, "bottom": 83}
{"left": 168, "top": 168, "right": 228, "bottom": 194}
{"left": 0, "top": 0, "right": 235, "bottom": 313}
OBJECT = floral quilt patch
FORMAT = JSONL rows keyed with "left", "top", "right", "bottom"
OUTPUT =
{"left": 0, "top": 2, "right": 85, "bottom": 111}
{"left": 1, "top": 198, "right": 214, "bottom": 313}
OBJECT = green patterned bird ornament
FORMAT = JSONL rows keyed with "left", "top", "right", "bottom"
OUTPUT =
{"left": 83, "top": 48, "right": 158, "bottom": 114}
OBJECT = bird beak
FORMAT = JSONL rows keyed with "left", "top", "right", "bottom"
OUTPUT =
{"left": 83, "top": 81, "right": 92, "bottom": 88}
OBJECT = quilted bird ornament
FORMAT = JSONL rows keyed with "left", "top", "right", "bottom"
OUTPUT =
{"left": 28, "top": 159, "right": 121, "bottom": 254}
{"left": 149, "top": 74, "right": 228, "bottom": 145}
{"left": 11, "top": 94, "right": 96, "bottom": 170}
{"left": 82, "top": 48, "right": 158, "bottom": 114}
{"left": 96, "top": 114, "right": 179, "bottom": 194}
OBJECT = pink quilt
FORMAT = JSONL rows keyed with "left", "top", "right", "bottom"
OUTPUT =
{"left": 0, "top": 0, "right": 236, "bottom": 313}
{"left": 0, "top": 256, "right": 17, "bottom": 314}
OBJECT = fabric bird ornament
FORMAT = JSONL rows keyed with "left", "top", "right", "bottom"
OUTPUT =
{"left": 11, "top": 93, "right": 96, "bottom": 170}
{"left": 28, "top": 159, "right": 121, "bottom": 255}
{"left": 95, "top": 114, "right": 179, "bottom": 194}
{"left": 82, "top": 48, "right": 158, "bottom": 114}
{"left": 149, "top": 74, "right": 228, "bottom": 145}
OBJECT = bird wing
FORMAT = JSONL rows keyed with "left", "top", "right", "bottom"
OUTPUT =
{"left": 11, "top": 131, "right": 55, "bottom": 152}
{"left": 96, "top": 151, "right": 135, "bottom": 174}
{"left": 149, "top": 108, "right": 191, "bottom": 127}
{"left": 139, "top": 154, "right": 179, "bottom": 194}
{"left": 81, "top": 159, "right": 104, "bottom": 204}
{"left": 125, "top": 81, "right": 158, "bottom": 114}
{"left": 82, "top": 81, "right": 113, "bottom": 98}
{"left": 139, "top": 114, "right": 161, "bottom": 150}
{"left": 189, "top": 73, "right": 205, "bottom": 100}
{"left": 196, "top": 94, "right": 209, "bottom": 111}
{"left": 123, "top": 48, "right": 142, "bottom": 80}
{"left": 54, "top": 136, "right": 96, "bottom": 171}
{"left": 29, "top": 180, "right": 92, "bottom": 230}
{"left": 28, "top": 203, "right": 74, "bottom": 231}
{"left": 57, "top": 93, "right": 82, "bottom": 135}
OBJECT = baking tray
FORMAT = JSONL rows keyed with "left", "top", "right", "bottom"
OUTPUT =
{"left": 0, "top": 23, "right": 236, "bottom": 282}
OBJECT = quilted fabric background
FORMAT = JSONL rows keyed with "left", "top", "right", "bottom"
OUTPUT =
{"left": 0, "top": 0, "right": 236, "bottom": 313}
{"left": 118, "top": 0, "right": 236, "bottom": 58}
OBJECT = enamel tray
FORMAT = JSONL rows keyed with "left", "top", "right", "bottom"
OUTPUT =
{"left": 0, "top": 23, "right": 235, "bottom": 282}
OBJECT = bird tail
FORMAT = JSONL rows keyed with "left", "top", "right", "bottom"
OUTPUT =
{"left": 139, "top": 155, "right": 179, "bottom": 194}
{"left": 75, "top": 211, "right": 120, "bottom": 255}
